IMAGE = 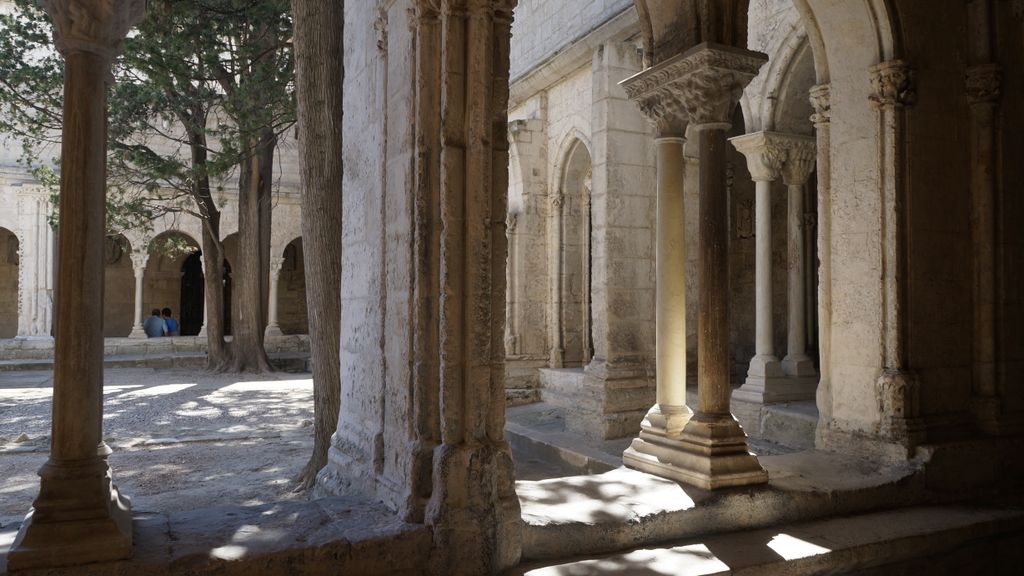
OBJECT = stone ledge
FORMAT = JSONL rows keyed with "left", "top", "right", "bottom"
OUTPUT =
{"left": 0, "top": 497, "right": 429, "bottom": 576}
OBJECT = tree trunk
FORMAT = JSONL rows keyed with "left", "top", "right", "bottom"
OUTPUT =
{"left": 291, "top": 0, "right": 343, "bottom": 490}
{"left": 229, "top": 129, "right": 276, "bottom": 373}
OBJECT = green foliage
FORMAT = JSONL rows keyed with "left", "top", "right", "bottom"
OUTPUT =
{"left": 0, "top": 0, "right": 295, "bottom": 236}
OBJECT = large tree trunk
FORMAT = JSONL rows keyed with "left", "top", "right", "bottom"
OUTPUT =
{"left": 188, "top": 133, "right": 231, "bottom": 370}
{"left": 291, "top": 0, "right": 343, "bottom": 491}
{"left": 229, "top": 128, "right": 276, "bottom": 373}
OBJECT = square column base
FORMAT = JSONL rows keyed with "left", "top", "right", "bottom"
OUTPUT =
{"left": 7, "top": 481, "right": 132, "bottom": 571}
{"left": 733, "top": 374, "right": 818, "bottom": 405}
{"left": 624, "top": 409, "right": 768, "bottom": 490}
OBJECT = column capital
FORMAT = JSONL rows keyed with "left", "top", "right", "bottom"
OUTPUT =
{"left": 781, "top": 137, "right": 817, "bottom": 187}
{"left": 42, "top": 0, "right": 146, "bottom": 60}
{"left": 622, "top": 43, "right": 766, "bottom": 135}
{"left": 965, "top": 63, "right": 1002, "bottom": 104}
{"left": 728, "top": 131, "right": 786, "bottom": 182}
{"left": 809, "top": 84, "right": 831, "bottom": 125}
{"left": 869, "top": 60, "right": 916, "bottom": 109}
{"left": 270, "top": 256, "right": 285, "bottom": 275}
{"left": 130, "top": 250, "right": 148, "bottom": 274}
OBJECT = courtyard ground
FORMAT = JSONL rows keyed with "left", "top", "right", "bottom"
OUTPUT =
{"left": 0, "top": 367, "right": 315, "bottom": 528}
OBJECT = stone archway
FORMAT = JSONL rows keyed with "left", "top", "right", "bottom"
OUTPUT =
{"left": 144, "top": 231, "right": 201, "bottom": 336}
{"left": 0, "top": 227, "right": 19, "bottom": 338}
{"left": 270, "top": 237, "right": 308, "bottom": 336}
{"left": 102, "top": 234, "right": 134, "bottom": 337}
{"left": 553, "top": 139, "right": 594, "bottom": 368}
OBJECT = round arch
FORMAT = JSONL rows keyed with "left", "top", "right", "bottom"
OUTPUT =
{"left": 143, "top": 230, "right": 201, "bottom": 337}
{"left": 0, "top": 227, "right": 19, "bottom": 338}
{"left": 276, "top": 236, "right": 308, "bottom": 335}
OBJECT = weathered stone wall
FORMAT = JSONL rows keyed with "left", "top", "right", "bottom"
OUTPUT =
{"left": 277, "top": 238, "right": 307, "bottom": 335}
{"left": 102, "top": 235, "right": 135, "bottom": 338}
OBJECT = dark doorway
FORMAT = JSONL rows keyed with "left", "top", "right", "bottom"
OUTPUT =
{"left": 180, "top": 252, "right": 205, "bottom": 336}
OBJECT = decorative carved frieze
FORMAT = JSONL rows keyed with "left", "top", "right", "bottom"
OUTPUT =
{"left": 41, "top": 0, "right": 146, "bottom": 59}
{"left": 809, "top": 84, "right": 831, "bottom": 125}
{"left": 622, "top": 43, "right": 767, "bottom": 134}
{"left": 869, "top": 60, "right": 916, "bottom": 109}
{"left": 966, "top": 63, "right": 1002, "bottom": 104}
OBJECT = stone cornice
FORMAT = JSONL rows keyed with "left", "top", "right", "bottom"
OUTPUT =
{"left": 729, "top": 131, "right": 815, "bottom": 183}
{"left": 965, "top": 63, "right": 1002, "bottom": 104}
{"left": 869, "top": 60, "right": 915, "bottom": 109}
{"left": 622, "top": 42, "right": 767, "bottom": 133}
{"left": 42, "top": 0, "right": 146, "bottom": 60}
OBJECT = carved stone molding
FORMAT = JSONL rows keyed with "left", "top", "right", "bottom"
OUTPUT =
{"left": 41, "top": 0, "right": 146, "bottom": 59}
{"left": 622, "top": 42, "right": 767, "bottom": 134}
{"left": 729, "top": 131, "right": 814, "bottom": 183}
{"left": 966, "top": 63, "right": 1002, "bottom": 104}
{"left": 869, "top": 60, "right": 916, "bottom": 109}
{"left": 781, "top": 138, "right": 817, "bottom": 187}
{"left": 550, "top": 193, "right": 565, "bottom": 210}
{"left": 809, "top": 84, "right": 831, "bottom": 125}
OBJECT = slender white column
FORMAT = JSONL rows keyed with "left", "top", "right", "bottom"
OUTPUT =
{"left": 7, "top": 0, "right": 146, "bottom": 569}
{"left": 264, "top": 256, "right": 284, "bottom": 338}
{"left": 548, "top": 192, "right": 565, "bottom": 367}
{"left": 16, "top": 190, "right": 56, "bottom": 339}
{"left": 128, "top": 252, "right": 148, "bottom": 338}
{"left": 781, "top": 141, "right": 817, "bottom": 377}
{"left": 197, "top": 254, "right": 208, "bottom": 337}
{"left": 730, "top": 132, "right": 786, "bottom": 404}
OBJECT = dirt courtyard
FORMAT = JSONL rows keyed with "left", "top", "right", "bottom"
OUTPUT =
{"left": 0, "top": 368, "right": 315, "bottom": 528}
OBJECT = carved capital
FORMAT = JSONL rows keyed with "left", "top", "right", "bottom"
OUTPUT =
{"left": 965, "top": 63, "right": 1002, "bottom": 104}
{"left": 550, "top": 193, "right": 565, "bottom": 210}
{"left": 130, "top": 251, "right": 148, "bottom": 274}
{"left": 809, "top": 84, "right": 831, "bottom": 125}
{"left": 270, "top": 256, "right": 285, "bottom": 276}
{"left": 42, "top": 0, "right": 146, "bottom": 59}
{"left": 622, "top": 43, "right": 767, "bottom": 134}
{"left": 728, "top": 131, "right": 786, "bottom": 182}
{"left": 781, "top": 138, "right": 816, "bottom": 187}
{"left": 869, "top": 60, "right": 915, "bottom": 109}
{"left": 506, "top": 213, "right": 518, "bottom": 233}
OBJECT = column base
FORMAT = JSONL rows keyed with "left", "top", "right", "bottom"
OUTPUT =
{"left": 781, "top": 354, "right": 818, "bottom": 378}
{"left": 197, "top": 325, "right": 207, "bottom": 337}
{"left": 127, "top": 325, "right": 147, "bottom": 339}
{"left": 624, "top": 407, "right": 768, "bottom": 490}
{"left": 7, "top": 457, "right": 133, "bottom": 571}
{"left": 264, "top": 325, "right": 284, "bottom": 339}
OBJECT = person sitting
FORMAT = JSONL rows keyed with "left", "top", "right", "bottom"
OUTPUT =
{"left": 162, "top": 307, "right": 179, "bottom": 337}
{"left": 143, "top": 309, "right": 167, "bottom": 338}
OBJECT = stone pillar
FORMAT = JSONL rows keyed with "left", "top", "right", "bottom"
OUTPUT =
{"left": 870, "top": 60, "right": 924, "bottom": 447}
{"left": 8, "top": 0, "right": 145, "bottom": 570}
{"left": 264, "top": 256, "right": 284, "bottom": 339}
{"left": 16, "top": 188, "right": 56, "bottom": 339}
{"left": 548, "top": 192, "right": 565, "bottom": 368}
{"left": 197, "top": 254, "right": 208, "bottom": 337}
{"left": 505, "top": 213, "right": 518, "bottom": 356}
{"left": 127, "top": 252, "right": 148, "bottom": 339}
{"left": 621, "top": 43, "right": 768, "bottom": 490}
{"left": 730, "top": 132, "right": 785, "bottom": 403}
{"left": 810, "top": 84, "right": 834, "bottom": 436}
{"left": 781, "top": 139, "right": 817, "bottom": 381}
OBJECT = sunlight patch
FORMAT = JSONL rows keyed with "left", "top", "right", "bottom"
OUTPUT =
{"left": 767, "top": 533, "right": 832, "bottom": 561}
{"left": 117, "top": 384, "right": 196, "bottom": 398}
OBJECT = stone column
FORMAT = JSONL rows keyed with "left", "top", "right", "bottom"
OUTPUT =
{"left": 197, "top": 254, "right": 208, "bottom": 337}
{"left": 127, "top": 252, "right": 148, "bottom": 339}
{"left": 730, "top": 132, "right": 785, "bottom": 404}
{"left": 810, "top": 84, "right": 834, "bottom": 434}
{"left": 16, "top": 188, "right": 56, "bottom": 339}
{"left": 548, "top": 192, "right": 565, "bottom": 368}
{"left": 264, "top": 256, "right": 284, "bottom": 339}
{"left": 870, "top": 60, "right": 924, "bottom": 447}
{"left": 8, "top": 0, "right": 145, "bottom": 570}
{"left": 621, "top": 43, "right": 768, "bottom": 490}
{"left": 781, "top": 139, "right": 817, "bottom": 381}
{"left": 505, "top": 213, "right": 518, "bottom": 356}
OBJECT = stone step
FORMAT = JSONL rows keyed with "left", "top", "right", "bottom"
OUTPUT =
{"left": 513, "top": 504, "right": 1024, "bottom": 575}
{"left": 733, "top": 398, "right": 818, "bottom": 451}
{"left": 506, "top": 402, "right": 626, "bottom": 480}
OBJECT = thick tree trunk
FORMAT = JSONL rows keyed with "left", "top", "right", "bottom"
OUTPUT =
{"left": 229, "top": 129, "right": 276, "bottom": 373}
{"left": 291, "top": 0, "right": 343, "bottom": 491}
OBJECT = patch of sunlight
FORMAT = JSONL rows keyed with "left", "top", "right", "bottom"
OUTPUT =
{"left": 0, "top": 388, "right": 53, "bottom": 401}
{"left": 117, "top": 384, "right": 196, "bottom": 398}
{"left": 212, "top": 379, "right": 312, "bottom": 394}
{"left": 103, "top": 385, "right": 144, "bottom": 395}
{"left": 528, "top": 545, "right": 728, "bottom": 576}
{"left": 175, "top": 406, "right": 222, "bottom": 418}
{"left": 767, "top": 533, "right": 832, "bottom": 561}
{"left": 0, "top": 530, "right": 18, "bottom": 550}
{"left": 210, "top": 544, "right": 248, "bottom": 561}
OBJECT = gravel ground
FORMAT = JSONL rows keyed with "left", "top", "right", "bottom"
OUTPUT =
{"left": 0, "top": 368, "right": 315, "bottom": 525}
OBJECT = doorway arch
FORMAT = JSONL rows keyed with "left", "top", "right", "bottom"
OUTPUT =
{"left": 0, "top": 227, "right": 19, "bottom": 338}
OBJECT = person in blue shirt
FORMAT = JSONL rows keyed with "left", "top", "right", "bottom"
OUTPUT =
{"left": 143, "top": 309, "right": 167, "bottom": 338}
{"left": 162, "top": 307, "right": 179, "bottom": 336}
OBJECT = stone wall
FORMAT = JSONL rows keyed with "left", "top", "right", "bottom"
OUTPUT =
{"left": 103, "top": 235, "right": 135, "bottom": 338}
{"left": 0, "top": 227, "right": 17, "bottom": 337}
{"left": 277, "top": 238, "right": 308, "bottom": 335}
